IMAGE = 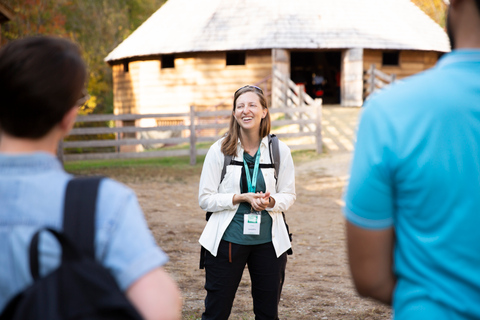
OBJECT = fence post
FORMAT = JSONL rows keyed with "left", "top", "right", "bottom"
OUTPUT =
{"left": 369, "top": 64, "right": 376, "bottom": 95}
{"left": 56, "top": 140, "right": 64, "bottom": 165}
{"left": 282, "top": 73, "right": 288, "bottom": 111}
{"left": 189, "top": 105, "right": 197, "bottom": 165}
{"left": 298, "top": 84, "right": 305, "bottom": 132}
{"left": 315, "top": 101, "right": 323, "bottom": 154}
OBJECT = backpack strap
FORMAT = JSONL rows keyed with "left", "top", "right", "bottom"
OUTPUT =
{"left": 29, "top": 177, "right": 103, "bottom": 279}
{"left": 219, "top": 154, "right": 233, "bottom": 184}
{"left": 269, "top": 134, "right": 280, "bottom": 181}
{"left": 219, "top": 135, "right": 280, "bottom": 183}
{"left": 62, "top": 176, "right": 103, "bottom": 259}
{"left": 29, "top": 228, "right": 83, "bottom": 280}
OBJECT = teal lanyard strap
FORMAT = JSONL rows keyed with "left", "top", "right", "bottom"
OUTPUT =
{"left": 244, "top": 146, "right": 261, "bottom": 193}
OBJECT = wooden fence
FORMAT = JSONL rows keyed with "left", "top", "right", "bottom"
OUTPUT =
{"left": 364, "top": 64, "right": 396, "bottom": 98}
{"left": 61, "top": 103, "right": 322, "bottom": 165}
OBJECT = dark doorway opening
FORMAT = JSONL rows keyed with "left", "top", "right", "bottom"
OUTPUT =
{"left": 290, "top": 51, "right": 341, "bottom": 104}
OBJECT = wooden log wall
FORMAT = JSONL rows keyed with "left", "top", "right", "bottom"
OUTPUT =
{"left": 111, "top": 49, "right": 273, "bottom": 116}
{"left": 363, "top": 49, "right": 440, "bottom": 80}
{"left": 362, "top": 49, "right": 440, "bottom": 101}
{"left": 112, "top": 63, "right": 139, "bottom": 115}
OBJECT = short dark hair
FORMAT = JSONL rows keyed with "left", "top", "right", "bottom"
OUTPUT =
{"left": 0, "top": 36, "right": 86, "bottom": 138}
{"left": 476, "top": 0, "right": 480, "bottom": 14}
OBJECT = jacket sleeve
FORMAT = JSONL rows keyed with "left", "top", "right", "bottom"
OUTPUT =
{"left": 269, "top": 141, "right": 296, "bottom": 212}
{"left": 198, "top": 141, "right": 237, "bottom": 213}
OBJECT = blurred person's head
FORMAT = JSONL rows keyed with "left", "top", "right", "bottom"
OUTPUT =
{"left": 446, "top": 0, "right": 480, "bottom": 49}
{"left": 0, "top": 36, "right": 86, "bottom": 139}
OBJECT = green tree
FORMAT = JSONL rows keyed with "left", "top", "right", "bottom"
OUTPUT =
{"left": 1, "top": 0, "right": 165, "bottom": 114}
{"left": 1, "top": 0, "right": 68, "bottom": 40}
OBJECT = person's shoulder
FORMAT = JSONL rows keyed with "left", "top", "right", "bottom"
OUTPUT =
{"left": 95, "top": 178, "right": 144, "bottom": 231}
{"left": 367, "top": 64, "right": 446, "bottom": 106}
{"left": 98, "top": 177, "right": 136, "bottom": 202}
{"left": 215, "top": 136, "right": 226, "bottom": 147}
{"left": 207, "top": 137, "right": 225, "bottom": 157}
{"left": 99, "top": 176, "right": 131, "bottom": 190}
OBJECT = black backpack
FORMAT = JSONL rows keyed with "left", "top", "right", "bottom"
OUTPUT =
{"left": 199, "top": 134, "right": 292, "bottom": 269}
{"left": 0, "top": 177, "right": 144, "bottom": 320}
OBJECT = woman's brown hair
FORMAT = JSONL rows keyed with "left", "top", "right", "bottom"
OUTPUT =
{"left": 221, "top": 85, "right": 271, "bottom": 157}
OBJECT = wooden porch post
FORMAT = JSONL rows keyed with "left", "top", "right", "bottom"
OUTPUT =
{"left": 341, "top": 48, "right": 364, "bottom": 107}
{"left": 272, "top": 49, "right": 290, "bottom": 109}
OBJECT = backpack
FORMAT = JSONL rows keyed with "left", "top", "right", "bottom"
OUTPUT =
{"left": 0, "top": 177, "right": 144, "bottom": 320}
{"left": 199, "top": 134, "right": 292, "bottom": 269}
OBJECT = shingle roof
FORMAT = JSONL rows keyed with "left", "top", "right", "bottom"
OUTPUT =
{"left": 105, "top": 0, "right": 450, "bottom": 62}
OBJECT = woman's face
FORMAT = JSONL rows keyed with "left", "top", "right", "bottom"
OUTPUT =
{"left": 233, "top": 91, "right": 267, "bottom": 134}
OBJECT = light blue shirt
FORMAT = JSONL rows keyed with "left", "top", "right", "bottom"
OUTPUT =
{"left": 0, "top": 152, "right": 168, "bottom": 312}
{"left": 344, "top": 50, "right": 480, "bottom": 320}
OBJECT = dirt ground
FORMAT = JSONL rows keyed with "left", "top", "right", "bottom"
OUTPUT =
{"left": 95, "top": 148, "right": 391, "bottom": 320}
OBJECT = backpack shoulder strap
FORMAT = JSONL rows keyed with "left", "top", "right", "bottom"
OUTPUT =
{"left": 221, "top": 135, "right": 280, "bottom": 182}
{"left": 269, "top": 134, "right": 280, "bottom": 181}
{"left": 220, "top": 154, "right": 232, "bottom": 184}
{"left": 62, "top": 176, "right": 103, "bottom": 259}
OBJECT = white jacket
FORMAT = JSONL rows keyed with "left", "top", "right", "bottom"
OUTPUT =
{"left": 198, "top": 135, "right": 296, "bottom": 257}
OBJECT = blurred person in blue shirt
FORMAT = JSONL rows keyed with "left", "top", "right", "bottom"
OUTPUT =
{"left": 344, "top": 0, "right": 480, "bottom": 319}
{"left": 0, "top": 36, "right": 181, "bottom": 320}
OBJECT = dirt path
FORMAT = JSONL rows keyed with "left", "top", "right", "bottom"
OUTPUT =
{"left": 115, "top": 149, "right": 391, "bottom": 320}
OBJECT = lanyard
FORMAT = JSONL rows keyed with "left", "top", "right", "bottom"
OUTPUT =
{"left": 244, "top": 146, "right": 261, "bottom": 193}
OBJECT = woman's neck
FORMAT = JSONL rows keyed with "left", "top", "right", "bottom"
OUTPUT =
{"left": 240, "top": 131, "right": 261, "bottom": 156}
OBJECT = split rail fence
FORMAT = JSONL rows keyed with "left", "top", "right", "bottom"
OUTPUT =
{"left": 364, "top": 64, "right": 396, "bottom": 98}
{"left": 61, "top": 104, "right": 322, "bottom": 165}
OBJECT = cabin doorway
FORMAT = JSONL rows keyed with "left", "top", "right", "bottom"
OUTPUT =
{"left": 290, "top": 51, "right": 341, "bottom": 104}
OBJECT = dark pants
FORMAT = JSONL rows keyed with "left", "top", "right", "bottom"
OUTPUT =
{"left": 202, "top": 240, "right": 287, "bottom": 320}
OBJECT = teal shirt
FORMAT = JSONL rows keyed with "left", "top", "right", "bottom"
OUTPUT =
{"left": 344, "top": 50, "right": 480, "bottom": 319}
{"left": 222, "top": 151, "right": 273, "bottom": 245}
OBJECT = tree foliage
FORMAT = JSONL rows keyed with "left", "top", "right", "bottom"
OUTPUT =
{"left": 411, "top": 0, "right": 448, "bottom": 28}
{"left": 1, "top": 0, "right": 165, "bottom": 114}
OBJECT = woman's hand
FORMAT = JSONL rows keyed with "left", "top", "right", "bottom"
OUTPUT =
{"left": 233, "top": 192, "right": 271, "bottom": 211}
{"left": 254, "top": 191, "right": 271, "bottom": 211}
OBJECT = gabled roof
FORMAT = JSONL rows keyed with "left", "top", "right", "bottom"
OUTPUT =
{"left": 105, "top": 0, "right": 450, "bottom": 63}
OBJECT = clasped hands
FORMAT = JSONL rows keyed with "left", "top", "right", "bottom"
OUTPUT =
{"left": 232, "top": 191, "right": 275, "bottom": 211}
{"left": 246, "top": 191, "right": 271, "bottom": 212}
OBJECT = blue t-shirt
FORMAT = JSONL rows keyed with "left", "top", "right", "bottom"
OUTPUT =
{"left": 344, "top": 50, "right": 480, "bottom": 320}
{"left": 0, "top": 152, "right": 168, "bottom": 312}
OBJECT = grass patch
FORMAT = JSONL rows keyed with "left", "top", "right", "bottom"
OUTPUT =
{"left": 291, "top": 148, "right": 327, "bottom": 163}
{"left": 156, "top": 141, "right": 213, "bottom": 151}
{"left": 64, "top": 155, "right": 206, "bottom": 173}
{"left": 64, "top": 142, "right": 326, "bottom": 178}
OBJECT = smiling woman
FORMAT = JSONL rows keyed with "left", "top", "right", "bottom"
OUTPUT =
{"left": 197, "top": 85, "right": 297, "bottom": 320}
{"left": 232, "top": 92, "right": 267, "bottom": 148}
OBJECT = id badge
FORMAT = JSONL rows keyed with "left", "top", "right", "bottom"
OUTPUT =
{"left": 244, "top": 213, "right": 261, "bottom": 235}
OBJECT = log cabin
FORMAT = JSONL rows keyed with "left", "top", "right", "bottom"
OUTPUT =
{"left": 105, "top": 0, "right": 450, "bottom": 150}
